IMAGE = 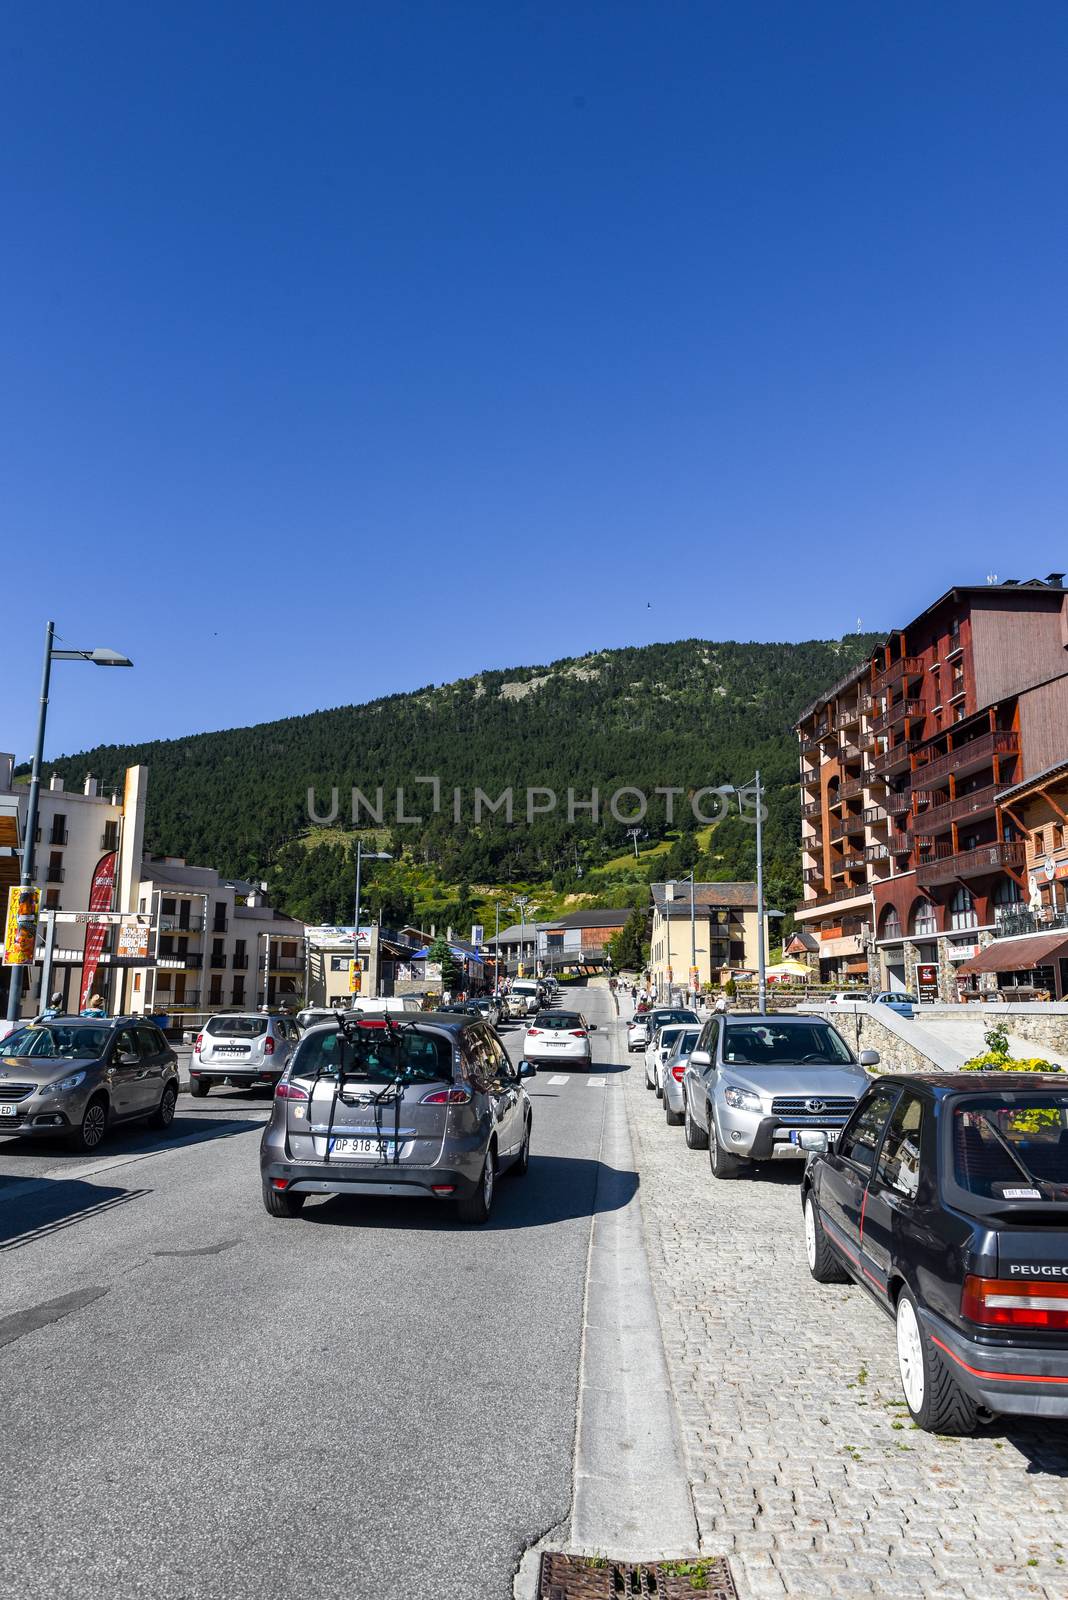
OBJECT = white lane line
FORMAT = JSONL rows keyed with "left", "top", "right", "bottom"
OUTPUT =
{"left": 547, "top": 1075, "right": 569, "bottom": 1085}
{"left": 587, "top": 1077, "right": 606, "bottom": 1088}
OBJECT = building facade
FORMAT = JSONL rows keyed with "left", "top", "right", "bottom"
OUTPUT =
{"left": 648, "top": 881, "right": 765, "bottom": 998}
{"left": 795, "top": 574, "right": 1068, "bottom": 999}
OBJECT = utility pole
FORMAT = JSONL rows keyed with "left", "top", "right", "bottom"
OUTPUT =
{"left": 755, "top": 770, "right": 767, "bottom": 1013}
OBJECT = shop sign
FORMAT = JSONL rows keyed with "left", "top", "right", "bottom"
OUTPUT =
{"left": 917, "top": 962, "right": 939, "bottom": 1002}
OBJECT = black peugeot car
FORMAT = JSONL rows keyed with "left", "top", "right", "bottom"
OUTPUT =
{"left": 800, "top": 1072, "right": 1068, "bottom": 1433}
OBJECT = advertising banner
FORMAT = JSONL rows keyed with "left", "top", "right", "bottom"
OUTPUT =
{"left": 917, "top": 962, "right": 939, "bottom": 1003}
{"left": 79, "top": 851, "right": 118, "bottom": 1010}
{"left": 348, "top": 960, "right": 362, "bottom": 994}
{"left": 116, "top": 919, "right": 151, "bottom": 960}
{"left": 470, "top": 924, "right": 484, "bottom": 949}
{"left": 3, "top": 885, "right": 40, "bottom": 966}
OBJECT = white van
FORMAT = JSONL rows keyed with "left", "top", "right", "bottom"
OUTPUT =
{"left": 509, "top": 979, "right": 542, "bottom": 1016}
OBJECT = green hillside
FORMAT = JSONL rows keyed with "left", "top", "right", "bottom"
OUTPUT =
{"left": 40, "top": 635, "right": 881, "bottom": 929}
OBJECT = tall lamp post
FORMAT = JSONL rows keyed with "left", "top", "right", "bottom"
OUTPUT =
{"left": 353, "top": 842, "right": 391, "bottom": 995}
{"left": 6, "top": 622, "right": 133, "bottom": 1023}
{"left": 668, "top": 870, "right": 697, "bottom": 1002}
{"left": 720, "top": 772, "right": 768, "bottom": 1014}
{"left": 511, "top": 894, "right": 531, "bottom": 977}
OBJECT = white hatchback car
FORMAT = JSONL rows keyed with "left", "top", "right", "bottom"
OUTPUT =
{"left": 645, "top": 1023, "right": 697, "bottom": 1096}
{"left": 524, "top": 1010, "right": 596, "bottom": 1067}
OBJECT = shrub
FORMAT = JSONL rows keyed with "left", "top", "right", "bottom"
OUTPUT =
{"left": 960, "top": 1052, "right": 1057, "bottom": 1072}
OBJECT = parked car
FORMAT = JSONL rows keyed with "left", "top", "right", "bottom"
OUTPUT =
{"left": 470, "top": 996, "right": 502, "bottom": 1027}
{"left": 190, "top": 1012, "right": 300, "bottom": 1096}
{"left": 872, "top": 991, "right": 917, "bottom": 1018}
{"left": 260, "top": 1013, "right": 534, "bottom": 1222}
{"left": 800, "top": 1071, "right": 1068, "bottom": 1433}
{"left": 681, "top": 1013, "right": 875, "bottom": 1176}
{"left": 645, "top": 1023, "right": 697, "bottom": 1096}
{"left": 523, "top": 1010, "right": 596, "bottom": 1067}
{"left": 509, "top": 979, "right": 542, "bottom": 1016}
{"left": 827, "top": 991, "right": 869, "bottom": 1010}
{"left": 661, "top": 1027, "right": 702, "bottom": 1125}
{"left": 628, "top": 1005, "right": 698, "bottom": 1053}
{"left": 0, "top": 1016, "right": 179, "bottom": 1151}
{"left": 296, "top": 1006, "right": 343, "bottom": 1032}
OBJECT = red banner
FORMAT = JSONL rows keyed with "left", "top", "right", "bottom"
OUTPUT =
{"left": 80, "top": 851, "right": 118, "bottom": 1011}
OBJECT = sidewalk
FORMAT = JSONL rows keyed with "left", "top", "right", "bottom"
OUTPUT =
{"left": 617, "top": 1026, "right": 1068, "bottom": 1600}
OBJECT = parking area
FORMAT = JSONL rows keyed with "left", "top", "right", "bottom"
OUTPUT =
{"left": 617, "top": 1022, "right": 1068, "bottom": 1600}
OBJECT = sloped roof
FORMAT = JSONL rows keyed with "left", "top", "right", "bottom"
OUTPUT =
{"left": 650, "top": 881, "right": 758, "bottom": 913}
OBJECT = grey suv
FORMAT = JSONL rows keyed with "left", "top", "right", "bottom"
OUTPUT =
{"left": 191, "top": 1012, "right": 299, "bottom": 1095}
{"left": 260, "top": 1012, "right": 534, "bottom": 1223}
{"left": 681, "top": 1013, "right": 876, "bottom": 1178}
{"left": 0, "top": 1016, "right": 179, "bottom": 1152}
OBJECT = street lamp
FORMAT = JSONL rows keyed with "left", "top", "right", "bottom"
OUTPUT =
{"left": 511, "top": 894, "right": 532, "bottom": 977}
{"left": 6, "top": 621, "right": 133, "bottom": 1022}
{"left": 669, "top": 869, "right": 698, "bottom": 999}
{"left": 720, "top": 772, "right": 768, "bottom": 1013}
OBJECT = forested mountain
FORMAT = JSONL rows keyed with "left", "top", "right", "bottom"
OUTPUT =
{"left": 40, "top": 635, "right": 881, "bottom": 928}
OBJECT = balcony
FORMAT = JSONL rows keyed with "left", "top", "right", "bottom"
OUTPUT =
{"left": 159, "top": 914, "right": 205, "bottom": 933}
{"left": 872, "top": 741, "right": 917, "bottom": 777}
{"left": 799, "top": 738, "right": 820, "bottom": 756}
{"left": 834, "top": 706, "right": 859, "bottom": 728}
{"left": 994, "top": 908, "right": 1068, "bottom": 941}
{"left": 209, "top": 952, "right": 228, "bottom": 969}
{"left": 885, "top": 791, "right": 911, "bottom": 816}
{"left": 800, "top": 801, "right": 820, "bottom": 820}
{"left": 830, "top": 814, "right": 865, "bottom": 842}
{"left": 802, "top": 885, "right": 873, "bottom": 910}
{"left": 839, "top": 776, "right": 866, "bottom": 801}
{"left": 157, "top": 952, "right": 203, "bottom": 970}
{"left": 269, "top": 955, "right": 303, "bottom": 971}
{"left": 830, "top": 853, "right": 866, "bottom": 876}
{"left": 916, "top": 839, "right": 1026, "bottom": 889}
{"left": 865, "top": 843, "right": 891, "bottom": 862}
{"left": 212, "top": 917, "right": 228, "bottom": 934}
{"left": 864, "top": 806, "right": 887, "bottom": 825}
{"left": 45, "top": 865, "right": 65, "bottom": 883}
{"left": 163, "top": 990, "right": 201, "bottom": 1009}
{"left": 871, "top": 698, "right": 924, "bottom": 734}
{"left": 231, "top": 953, "right": 249, "bottom": 970}
{"left": 912, "top": 783, "right": 999, "bottom": 836}
{"left": 913, "top": 729, "right": 1019, "bottom": 788}
{"left": 875, "top": 656, "right": 924, "bottom": 690}
{"left": 803, "top": 868, "right": 825, "bottom": 886}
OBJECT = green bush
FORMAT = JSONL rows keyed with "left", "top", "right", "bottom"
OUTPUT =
{"left": 960, "top": 1051, "right": 1057, "bottom": 1072}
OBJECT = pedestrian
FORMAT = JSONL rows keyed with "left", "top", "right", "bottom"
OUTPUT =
{"left": 81, "top": 993, "right": 108, "bottom": 1018}
{"left": 714, "top": 991, "right": 729, "bottom": 1015}
{"left": 38, "top": 991, "right": 64, "bottom": 1021}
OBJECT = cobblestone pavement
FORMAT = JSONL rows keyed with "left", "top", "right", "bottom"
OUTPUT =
{"left": 616, "top": 1021, "right": 1068, "bottom": 1600}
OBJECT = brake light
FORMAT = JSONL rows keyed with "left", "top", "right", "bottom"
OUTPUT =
{"left": 527, "top": 1027, "right": 541, "bottom": 1036}
{"left": 420, "top": 1087, "right": 473, "bottom": 1105}
{"left": 264, "top": 1036, "right": 275, "bottom": 1055}
{"left": 570, "top": 1030, "right": 587, "bottom": 1038}
{"left": 194, "top": 1033, "right": 203, "bottom": 1052}
{"left": 432, "top": 1184, "right": 456, "bottom": 1195}
{"left": 270, "top": 1178, "right": 289, "bottom": 1190}
{"left": 275, "top": 1080, "right": 308, "bottom": 1101}
{"left": 671, "top": 1063, "right": 686, "bottom": 1082}
{"left": 961, "top": 1275, "right": 1068, "bottom": 1330}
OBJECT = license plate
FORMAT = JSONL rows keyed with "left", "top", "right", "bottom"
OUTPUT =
{"left": 328, "top": 1136, "right": 395, "bottom": 1159}
{"left": 219, "top": 1046, "right": 248, "bottom": 1055}
{"left": 0, "top": 1102, "right": 15, "bottom": 1117}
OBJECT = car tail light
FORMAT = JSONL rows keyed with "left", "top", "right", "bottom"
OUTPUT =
{"left": 527, "top": 1027, "right": 541, "bottom": 1036}
{"left": 961, "top": 1275, "right": 1068, "bottom": 1330}
{"left": 270, "top": 1178, "right": 289, "bottom": 1190}
{"left": 420, "top": 1087, "right": 473, "bottom": 1105}
{"left": 194, "top": 1033, "right": 203, "bottom": 1052}
{"left": 671, "top": 1063, "right": 686, "bottom": 1082}
{"left": 275, "top": 1080, "right": 309, "bottom": 1101}
{"left": 432, "top": 1184, "right": 455, "bottom": 1195}
{"left": 264, "top": 1036, "right": 275, "bottom": 1055}
{"left": 570, "top": 1030, "right": 587, "bottom": 1038}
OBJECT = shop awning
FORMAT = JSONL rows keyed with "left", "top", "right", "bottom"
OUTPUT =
{"left": 957, "top": 932, "right": 1068, "bottom": 975}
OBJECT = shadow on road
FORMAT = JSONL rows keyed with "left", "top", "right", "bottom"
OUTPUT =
{"left": 0, "top": 1114, "right": 265, "bottom": 1186}
{"left": 300, "top": 1154, "right": 639, "bottom": 1233}
{"left": 0, "top": 1178, "right": 151, "bottom": 1250}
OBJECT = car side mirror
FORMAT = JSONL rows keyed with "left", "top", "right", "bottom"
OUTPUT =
{"left": 796, "top": 1130, "right": 829, "bottom": 1154}
{"left": 118, "top": 1050, "right": 140, "bottom": 1066}
{"left": 859, "top": 1049, "right": 880, "bottom": 1068}
{"left": 689, "top": 1048, "right": 711, "bottom": 1068}
{"left": 587, "top": 1022, "right": 597, "bottom": 1031}
{"left": 518, "top": 1060, "right": 536, "bottom": 1078}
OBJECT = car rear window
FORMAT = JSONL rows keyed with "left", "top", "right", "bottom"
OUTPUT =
{"left": 291, "top": 1025, "right": 451, "bottom": 1084}
{"left": 653, "top": 1010, "right": 699, "bottom": 1026}
{"left": 952, "top": 1094, "right": 1068, "bottom": 1201}
{"left": 1, "top": 1024, "right": 111, "bottom": 1060}
{"left": 205, "top": 1016, "right": 268, "bottom": 1038}
{"left": 723, "top": 1020, "right": 854, "bottom": 1066}
{"left": 534, "top": 1012, "right": 581, "bottom": 1029}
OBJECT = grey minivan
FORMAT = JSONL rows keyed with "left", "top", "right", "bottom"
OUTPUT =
{"left": 681, "top": 1013, "right": 876, "bottom": 1178}
{"left": 260, "top": 1012, "right": 534, "bottom": 1223}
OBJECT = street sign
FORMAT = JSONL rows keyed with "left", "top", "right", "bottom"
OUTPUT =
{"left": 470, "top": 924, "right": 484, "bottom": 949}
{"left": 917, "top": 963, "right": 938, "bottom": 1003}
{"left": 349, "top": 960, "right": 362, "bottom": 994}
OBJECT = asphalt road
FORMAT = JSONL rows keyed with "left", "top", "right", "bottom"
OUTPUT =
{"left": 0, "top": 984, "right": 626, "bottom": 1600}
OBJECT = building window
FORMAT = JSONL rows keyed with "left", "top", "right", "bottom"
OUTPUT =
{"left": 330, "top": 956, "right": 349, "bottom": 972}
{"left": 949, "top": 887, "right": 978, "bottom": 930}
{"left": 912, "top": 899, "right": 937, "bottom": 937}
{"left": 44, "top": 889, "right": 60, "bottom": 910}
{"left": 992, "top": 877, "right": 1023, "bottom": 925}
{"left": 880, "top": 906, "right": 902, "bottom": 941}
{"left": 102, "top": 820, "right": 119, "bottom": 851}
{"left": 162, "top": 898, "right": 176, "bottom": 916}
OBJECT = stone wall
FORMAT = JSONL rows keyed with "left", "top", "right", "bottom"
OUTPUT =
{"left": 803, "top": 1003, "right": 964, "bottom": 1074}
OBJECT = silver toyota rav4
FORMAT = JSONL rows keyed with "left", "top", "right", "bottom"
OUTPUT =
{"left": 260, "top": 1011, "right": 534, "bottom": 1224}
{"left": 681, "top": 1013, "right": 876, "bottom": 1178}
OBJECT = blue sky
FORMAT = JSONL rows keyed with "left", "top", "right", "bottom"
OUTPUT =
{"left": 4, "top": 1, "right": 1067, "bottom": 760}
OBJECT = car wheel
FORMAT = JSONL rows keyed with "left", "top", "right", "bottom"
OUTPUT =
{"left": 189, "top": 1077, "right": 209, "bottom": 1098}
{"left": 69, "top": 1096, "right": 108, "bottom": 1153}
{"left": 664, "top": 1097, "right": 683, "bottom": 1127}
{"left": 512, "top": 1120, "right": 531, "bottom": 1178}
{"left": 262, "top": 1181, "right": 306, "bottom": 1219}
{"left": 684, "top": 1101, "right": 709, "bottom": 1149}
{"left": 804, "top": 1194, "right": 850, "bottom": 1284}
{"left": 457, "top": 1146, "right": 496, "bottom": 1223}
{"left": 708, "top": 1116, "right": 743, "bottom": 1179}
{"left": 149, "top": 1084, "right": 178, "bottom": 1131}
{"left": 654, "top": 1071, "right": 663, "bottom": 1100}
{"left": 895, "top": 1288, "right": 978, "bottom": 1435}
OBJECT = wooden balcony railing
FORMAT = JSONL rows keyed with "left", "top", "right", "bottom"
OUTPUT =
{"left": 875, "top": 655, "right": 924, "bottom": 689}
{"left": 912, "top": 730, "right": 1019, "bottom": 788}
{"left": 916, "top": 838, "right": 1025, "bottom": 889}
{"left": 912, "top": 783, "right": 999, "bottom": 836}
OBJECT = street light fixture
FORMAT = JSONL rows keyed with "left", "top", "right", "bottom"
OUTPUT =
{"left": 719, "top": 772, "right": 768, "bottom": 1014}
{"left": 6, "top": 621, "right": 133, "bottom": 1022}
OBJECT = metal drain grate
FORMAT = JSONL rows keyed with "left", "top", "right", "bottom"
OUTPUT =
{"left": 538, "top": 1552, "right": 737, "bottom": 1600}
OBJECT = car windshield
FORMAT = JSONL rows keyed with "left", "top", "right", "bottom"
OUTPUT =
{"left": 291, "top": 1024, "right": 451, "bottom": 1084}
{"left": 534, "top": 1013, "right": 581, "bottom": 1029}
{"left": 952, "top": 1094, "right": 1068, "bottom": 1200}
{"left": 722, "top": 1020, "right": 854, "bottom": 1067}
{"left": 1, "top": 1023, "right": 111, "bottom": 1060}
{"left": 205, "top": 1016, "right": 268, "bottom": 1038}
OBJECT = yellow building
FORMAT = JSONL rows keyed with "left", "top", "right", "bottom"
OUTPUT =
{"left": 648, "top": 881, "right": 766, "bottom": 999}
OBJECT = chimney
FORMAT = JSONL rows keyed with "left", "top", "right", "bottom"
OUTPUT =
{"left": 49, "top": 774, "right": 64, "bottom": 792}
{"left": 1046, "top": 572, "right": 1065, "bottom": 589}
{"left": 83, "top": 774, "right": 99, "bottom": 797}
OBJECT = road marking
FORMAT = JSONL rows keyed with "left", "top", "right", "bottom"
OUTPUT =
{"left": 587, "top": 1077, "right": 606, "bottom": 1087}
{"left": 547, "top": 1075, "right": 569, "bottom": 1085}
